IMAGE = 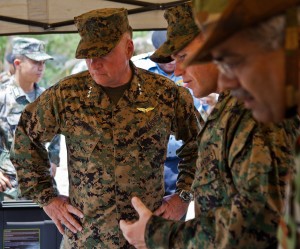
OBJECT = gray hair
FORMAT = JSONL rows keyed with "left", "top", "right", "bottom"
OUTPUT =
{"left": 240, "top": 6, "right": 300, "bottom": 50}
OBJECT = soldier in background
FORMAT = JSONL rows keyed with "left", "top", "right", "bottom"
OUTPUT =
{"left": 0, "top": 53, "right": 15, "bottom": 84}
{"left": 11, "top": 8, "right": 200, "bottom": 248}
{"left": 0, "top": 37, "right": 60, "bottom": 200}
{"left": 119, "top": 1, "right": 300, "bottom": 248}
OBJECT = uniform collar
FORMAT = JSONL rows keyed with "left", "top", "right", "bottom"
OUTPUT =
{"left": 9, "top": 76, "right": 40, "bottom": 102}
{"left": 82, "top": 61, "right": 150, "bottom": 108}
{"left": 207, "top": 90, "right": 232, "bottom": 121}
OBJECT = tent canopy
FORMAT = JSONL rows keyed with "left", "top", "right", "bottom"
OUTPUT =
{"left": 0, "top": 0, "right": 189, "bottom": 35}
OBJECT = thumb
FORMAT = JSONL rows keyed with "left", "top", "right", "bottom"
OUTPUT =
{"left": 131, "top": 197, "right": 151, "bottom": 216}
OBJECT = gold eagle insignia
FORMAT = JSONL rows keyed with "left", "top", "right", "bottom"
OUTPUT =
{"left": 137, "top": 107, "right": 155, "bottom": 113}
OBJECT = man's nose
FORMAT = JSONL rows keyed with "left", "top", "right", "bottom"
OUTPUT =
{"left": 89, "top": 58, "right": 103, "bottom": 68}
{"left": 174, "top": 63, "right": 184, "bottom": 77}
{"left": 218, "top": 72, "right": 240, "bottom": 92}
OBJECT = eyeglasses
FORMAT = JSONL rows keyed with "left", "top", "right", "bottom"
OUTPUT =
{"left": 213, "top": 59, "right": 237, "bottom": 79}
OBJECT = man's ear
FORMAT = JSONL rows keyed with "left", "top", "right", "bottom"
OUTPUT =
{"left": 13, "top": 58, "right": 21, "bottom": 67}
{"left": 126, "top": 39, "right": 134, "bottom": 59}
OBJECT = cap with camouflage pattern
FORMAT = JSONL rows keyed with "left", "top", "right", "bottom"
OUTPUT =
{"left": 150, "top": 1, "right": 200, "bottom": 63}
{"left": 188, "top": 0, "right": 300, "bottom": 64}
{"left": 74, "top": 8, "right": 131, "bottom": 59}
{"left": 12, "top": 37, "right": 53, "bottom": 61}
{"left": 192, "top": 0, "right": 228, "bottom": 32}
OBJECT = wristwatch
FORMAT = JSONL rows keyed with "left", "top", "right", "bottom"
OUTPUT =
{"left": 178, "top": 190, "right": 194, "bottom": 203}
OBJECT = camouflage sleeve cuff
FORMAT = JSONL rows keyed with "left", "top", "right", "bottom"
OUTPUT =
{"left": 35, "top": 190, "right": 59, "bottom": 207}
{"left": 145, "top": 215, "right": 178, "bottom": 249}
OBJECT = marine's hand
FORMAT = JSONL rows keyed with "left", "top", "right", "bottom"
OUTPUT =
{"left": 120, "top": 197, "right": 152, "bottom": 249}
{"left": 43, "top": 195, "right": 84, "bottom": 234}
{"left": 0, "top": 171, "right": 13, "bottom": 192}
{"left": 154, "top": 193, "right": 189, "bottom": 220}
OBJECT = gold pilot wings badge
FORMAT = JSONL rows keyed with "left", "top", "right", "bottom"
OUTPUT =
{"left": 137, "top": 107, "right": 155, "bottom": 113}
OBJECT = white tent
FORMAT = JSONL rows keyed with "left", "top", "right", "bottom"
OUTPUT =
{"left": 0, "top": 0, "right": 189, "bottom": 35}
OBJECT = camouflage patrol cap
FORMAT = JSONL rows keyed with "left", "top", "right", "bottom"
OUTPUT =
{"left": 74, "top": 8, "right": 131, "bottom": 59}
{"left": 188, "top": 0, "right": 300, "bottom": 64}
{"left": 150, "top": 1, "right": 200, "bottom": 63}
{"left": 192, "top": 0, "right": 228, "bottom": 31}
{"left": 12, "top": 37, "right": 53, "bottom": 61}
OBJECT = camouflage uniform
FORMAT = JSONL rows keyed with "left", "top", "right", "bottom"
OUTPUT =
{"left": 188, "top": 1, "right": 300, "bottom": 248}
{"left": 133, "top": 51, "right": 201, "bottom": 196}
{"left": 145, "top": 91, "right": 300, "bottom": 249}
{"left": 11, "top": 62, "right": 200, "bottom": 248}
{"left": 0, "top": 71, "right": 12, "bottom": 84}
{"left": 0, "top": 76, "right": 60, "bottom": 199}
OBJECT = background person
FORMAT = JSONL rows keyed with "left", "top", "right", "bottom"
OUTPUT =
{"left": 0, "top": 52, "right": 15, "bottom": 84}
{"left": 0, "top": 37, "right": 60, "bottom": 200}
{"left": 120, "top": 2, "right": 300, "bottom": 248}
{"left": 11, "top": 8, "right": 200, "bottom": 248}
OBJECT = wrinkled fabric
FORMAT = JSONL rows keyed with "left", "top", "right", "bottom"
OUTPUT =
{"left": 145, "top": 92, "right": 300, "bottom": 249}
{"left": 11, "top": 64, "right": 200, "bottom": 249}
{"left": 278, "top": 137, "right": 300, "bottom": 249}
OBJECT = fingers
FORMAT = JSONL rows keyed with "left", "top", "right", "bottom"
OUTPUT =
{"left": 43, "top": 196, "right": 83, "bottom": 234}
{"left": 119, "top": 219, "right": 130, "bottom": 230}
{"left": 131, "top": 197, "right": 152, "bottom": 217}
{"left": 67, "top": 204, "right": 84, "bottom": 219}
{"left": 0, "top": 173, "right": 13, "bottom": 191}
{"left": 153, "top": 204, "right": 166, "bottom": 216}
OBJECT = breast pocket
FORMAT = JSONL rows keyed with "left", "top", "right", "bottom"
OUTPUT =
{"left": 135, "top": 110, "right": 171, "bottom": 169}
{"left": 63, "top": 116, "right": 101, "bottom": 163}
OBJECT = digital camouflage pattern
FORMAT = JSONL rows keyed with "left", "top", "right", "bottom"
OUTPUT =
{"left": 145, "top": 91, "right": 300, "bottom": 248}
{"left": 0, "top": 76, "right": 60, "bottom": 198}
{"left": 150, "top": 2, "right": 200, "bottom": 64}
{"left": 12, "top": 37, "right": 53, "bottom": 62}
{"left": 11, "top": 63, "right": 200, "bottom": 249}
{"left": 74, "top": 8, "right": 131, "bottom": 59}
{"left": 278, "top": 138, "right": 300, "bottom": 249}
{"left": 0, "top": 71, "right": 12, "bottom": 84}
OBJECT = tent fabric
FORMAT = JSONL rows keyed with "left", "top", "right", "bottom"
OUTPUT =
{"left": 0, "top": 0, "right": 189, "bottom": 35}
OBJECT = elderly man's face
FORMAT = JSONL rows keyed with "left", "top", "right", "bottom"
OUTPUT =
{"left": 211, "top": 31, "right": 287, "bottom": 123}
{"left": 86, "top": 33, "right": 134, "bottom": 88}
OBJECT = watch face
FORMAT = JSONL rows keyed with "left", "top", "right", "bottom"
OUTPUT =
{"left": 179, "top": 190, "right": 193, "bottom": 202}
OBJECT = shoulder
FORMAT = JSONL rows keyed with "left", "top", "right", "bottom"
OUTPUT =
{"left": 55, "top": 70, "right": 91, "bottom": 90}
{"left": 135, "top": 66, "right": 178, "bottom": 91}
{"left": 0, "top": 78, "right": 15, "bottom": 96}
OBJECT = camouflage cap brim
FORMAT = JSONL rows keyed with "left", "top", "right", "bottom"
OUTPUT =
{"left": 150, "top": 1, "right": 200, "bottom": 64}
{"left": 150, "top": 32, "right": 199, "bottom": 63}
{"left": 187, "top": 0, "right": 300, "bottom": 65}
{"left": 25, "top": 53, "right": 53, "bottom": 61}
{"left": 75, "top": 36, "right": 120, "bottom": 59}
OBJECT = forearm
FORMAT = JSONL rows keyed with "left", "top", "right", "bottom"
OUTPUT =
{"left": 10, "top": 105, "right": 59, "bottom": 205}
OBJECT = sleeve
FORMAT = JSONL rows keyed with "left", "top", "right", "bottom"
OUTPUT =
{"left": 145, "top": 114, "right": 300, "bottom": 249}
{"left": 10, "top": 86, "right": 61, "bottom": 206}
{"left": 172, "top": 86, "right": 202, "bottom": 193}
{"left": 47, "top": 135, "right": 61, "bottom": 166}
